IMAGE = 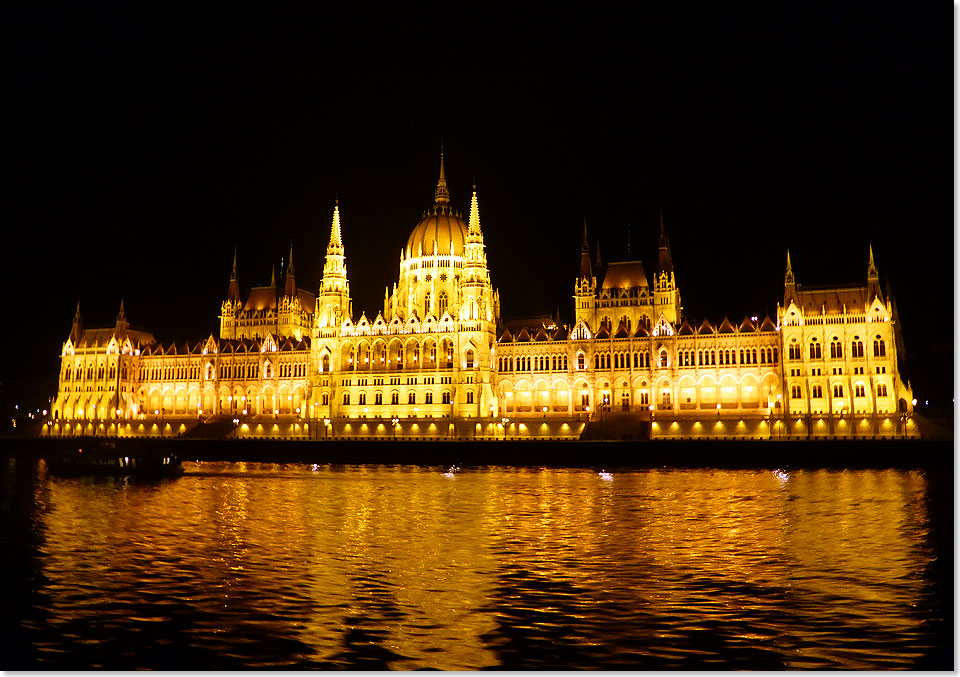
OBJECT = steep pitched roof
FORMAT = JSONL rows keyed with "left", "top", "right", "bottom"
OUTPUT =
{"left": 633, "top": 322, "right": 650, "bottom": 337}
{"left": 759, "top": 315, "right": 777, "bottom": 332}
{"left": 600, "top": 260, "right": 649, "bottom": 291}
{"left": 795, "top": 285, "right": 868, "bottom": 315}
{"left": 613, "top": 321, "right": 630, "bottom": 338}
{"left": 515, "top": 327, "right": 531, "bottom": 342}
{"left": 498, "top": 326, "right": 514, "bottom": 343}
{"left": 677, "top": 320, "right": 695, "bottom": 336}
{"left": 739, "top": 316, "right": 757, "bottom": 333}
{"left": 697, "top": 318, "right": 715, "bottom": 335}
{"left": 594, "top": 324, "right": 610, "bottom": 339}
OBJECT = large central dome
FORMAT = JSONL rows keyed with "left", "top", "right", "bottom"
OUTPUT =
{"left": 406, "top": 206, "right": 468, "bottom": 258}
{"left": 405, "top": 151, "right": 469, "bottom": 259}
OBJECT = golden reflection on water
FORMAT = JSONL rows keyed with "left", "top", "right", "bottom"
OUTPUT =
{"left": 31, "top": 465, "right": 934, "bottom": 669}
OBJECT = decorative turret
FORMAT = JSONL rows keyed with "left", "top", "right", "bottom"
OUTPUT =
{"left": 464, "top": 184, "right": 486, "bottom": 265}
{"left": 284, "top": 241, "right": 297, "bottom": 298}
{"left": 575, "top": 219, "right": 598, "bottom": 328}
{"left": 653, "top": 211, "right": 681, "bottom": 325}
{"left": 318, "top": 200, "right": 351, "bottom": 328}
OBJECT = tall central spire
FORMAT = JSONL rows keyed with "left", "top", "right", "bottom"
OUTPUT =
{"left": 434, "top": 144, "right": 450, "bottom": 204}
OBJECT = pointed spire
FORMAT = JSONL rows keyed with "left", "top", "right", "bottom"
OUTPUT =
{"left": 329, "top": 200, "right": 343, "bottom": 249}
{"left": 270, "top": 264, "right": 276, "bottom": 288}
{"left": 468, "top": 183, "right": 482, "bottom": 235}
{"left": 227, "top": 247, "right": 241, "bottom": 302}
{"left": 434, "top": 144, "right": 450, "bottom": 204}
{"left": 866, "top": 242, "right": 882, "bottom": 303}
{"left": 579, "top": 218, "right": 593, "bottom": 280}
{"left": 657, "top": 209, "right": 674, "bottom": 274}
{"left": 284, "top": 241, "right": 297, "bottom": 298}
{"left": 117, "top": 298, "right": 126, "bottom": 322}
{"left": 784, "top": 248, "right": 797, "bottom": 305}
{"left": 70, "top": 301, "right": 82, "bottom": 342}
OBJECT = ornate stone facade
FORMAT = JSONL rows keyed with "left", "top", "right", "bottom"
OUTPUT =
{"left": 46, "top": 155, "right": 917, "bottom": 440}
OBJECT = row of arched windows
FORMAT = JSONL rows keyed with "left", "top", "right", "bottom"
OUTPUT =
{"left": 791, "top": 382, "right": 889, "bottom": 399}
{"left": 675, "top": 347, "right": 778, "bottom": 367}
{"left": 341, "top": 390, "right": 468, "bottom": 406}
{"left": 498, "top": 354, "right": 569, "bottom": 372}
{"left": 801, "top": 337, "right": 886, "bottom": 360}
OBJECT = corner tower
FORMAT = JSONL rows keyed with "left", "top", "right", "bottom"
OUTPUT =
{"left": 653, "top": 211, "right": 682, "bottom": 325}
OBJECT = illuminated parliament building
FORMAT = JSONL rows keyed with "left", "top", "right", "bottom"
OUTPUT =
{"left": 46, "top": 155, "right": 918, "bottom": 440}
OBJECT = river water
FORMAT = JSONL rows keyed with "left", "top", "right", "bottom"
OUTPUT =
{"left": 0, "top": 458, "right": 952, "bottom": 669}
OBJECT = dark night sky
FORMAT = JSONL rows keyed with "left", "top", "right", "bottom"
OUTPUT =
{"left": 3, "top": 5, "right": 953, "bottom": 415}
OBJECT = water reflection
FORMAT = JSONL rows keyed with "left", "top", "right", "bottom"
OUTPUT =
{"left": 0, "top": 461, "right": 946, "bottom": 669}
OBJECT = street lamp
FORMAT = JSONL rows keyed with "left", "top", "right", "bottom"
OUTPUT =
{"left": 392, "top": 417, "right": 399, "bottom": 440}
{"left": 501, "top": 417, "right": 509, "bottom": 441}
{"left": 324, "top": 418, "right": 331, "bottom": 440}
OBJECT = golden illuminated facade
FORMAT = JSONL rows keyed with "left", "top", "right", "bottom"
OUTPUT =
{"left": 45, "top": 155, "right": 917, "bottom": 440}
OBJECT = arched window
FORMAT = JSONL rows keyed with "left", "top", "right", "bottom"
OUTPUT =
{"left": 424, "top": 291, "right": 431, "bottom": 314}
{"left": 438, "top": 291, "right": 448, "bottom": 316}
{"left": 832, "top": 384, "right": 844, "bottom": 398}
{"left": 873, "top": 337, "right": 886, "bottom": 357}
{"left": 877, "top": 383, "right": 888, "bottom": 397}
{"left": 852, "top": 337, "right": 864, "bottom": 358}
{"left": 466, "top": 390, "right": 474, "bottom": 404}
{"left": 659, "top": 350, "right": 668, "bottom": 368}
{"left": 408, "top": 391, "right": 416, "bottom": 404}
{"left": 830, "top": 338, "right": 843, "bottom": 359}
{"left": 739, "top": 349, "right": 745, "bottom": 364}
{"left": 342, "top": 392, "right": 350, "bottom": 405}
{"left": 791, "top": 384, "right": 802, "bottom": 398}
{"left": 425, "top": 391, "right": 433, "bottom": 404}
{"left": 358, "top": 392, "right": 367, "bottom": 406}
{"left": 578, "top": 353, "right": 585, "bottom": 370}
{"left": 465, "top": 349, "right": 475, "bottom": 369}
{"left": 772, "top": 348, "right": 778, "bottom": 363}
{"left": 391, "top": 391, "right": 399, "bottom": 405}
{"left": 374, "top": 392, "right": 383, "bottom": 405}
{"left": 441, "top": 391, "right": 451, "bottom": 404}
{"left": 811, "top": 384, "right": 823, "bottom": 398}
{"left": 854, "top": 383, "right": 865, "bottom": 397}
{"left": 809, "top": 339, "right": 821, "bottom": 359}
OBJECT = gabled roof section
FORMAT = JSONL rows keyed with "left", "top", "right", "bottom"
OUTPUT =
{"left": 717, "top": 317, "right": 736, "bottom": 334}
{"left": 534, "top": 326, "right": 551, "bottom": 341}
{"left": 594, "top": 324, "right": 610, "bottom": 339}
{"left": 677, "top": 320, "right": 695, "bottom": 336}
{"left": 515, "top": 327, "right": 531, "bottom": 342}
{"left": 552, "top": 325, "right": 569, "bottom": 341}
{"left": 759, "top": 315, "right": 777, "bottom": 332}
{"left": 739, "top": 316, "right": 756, "bottom": 333}
{"left": 498, "top": 326, "right": 514, "bottom": 343}
{"left": 613, "top": 321, "right": 630, "bottom": 338}
{"left": 633, "top": 322, "right": 650, "bottom": 337}
{"left": 697, "top": 318, "right": 715, "bottom": 335}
